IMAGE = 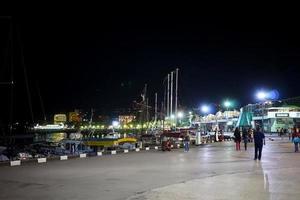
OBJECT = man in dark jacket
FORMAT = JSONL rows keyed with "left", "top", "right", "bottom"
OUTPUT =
{"left": 184, "top": 132, "right": 190, "bottom": 152}
{"left": 254, "top": 127, "right": 265, "bottom": 160}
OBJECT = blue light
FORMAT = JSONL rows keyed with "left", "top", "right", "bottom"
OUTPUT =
{"left": 256, "top": 91, "right": 267, "bottom": 100}
{"left": 256, "top": 89, "right": 279, "bottom": 101}
{"left": 201, "top": 105, "right": 210, "bottom": 114}
{"left": 268, "top": 90, "right": 279, "bottom": 100}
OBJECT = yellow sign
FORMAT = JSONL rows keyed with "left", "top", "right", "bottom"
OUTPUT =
{"left": 54, "top": 114, "right": 67, "bottom": 124}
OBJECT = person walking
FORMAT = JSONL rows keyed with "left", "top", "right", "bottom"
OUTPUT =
{"left": 280, "top": 128, "right": 284, "bottom": 140}
{"left": 292, "top": 135, "right": 300, "bottom": 152}
{"left": 288, "top": 128, "right": 293, "bottom": 141}
{"left": 249, "top": 128, "right": 254, "bottom": 143}
{"left": 292, "top": 127, "right": 300, "bottom": 152}
{"left": 254, "top": 126, "right": 265, "bottom": 161}
{"left": 214, "top": 128, "right": 218, "bottom": 142}
{"left": 234, "top": 127, "right": 241, "bottom": 151}
{"left": 242, "top": 128, "right": 248, "bottom": 151}
{"left": 183, "top": 132, "right": 190, "bottom": 152}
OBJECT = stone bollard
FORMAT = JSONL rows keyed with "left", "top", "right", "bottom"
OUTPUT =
{"left": 37, "top": 158, "right": 47, "bottom": 163}
{"left": 79, "top": 154, "right": 87, "bottom": 158}
{"left": 60, "top": 155, "right": 68, "bottom": 160}
{"left": 111, "top": 150, "right": 117, "bottom": 155}
{"left": 10, "top": 160, "right": 21, "bottom": 166}
{"left": 97, "top": 152, "right": 102, "bottom": 156}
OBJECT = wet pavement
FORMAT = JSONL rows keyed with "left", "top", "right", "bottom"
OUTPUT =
{"left": 0, "top": 136, "right": 299, "bottom": 200}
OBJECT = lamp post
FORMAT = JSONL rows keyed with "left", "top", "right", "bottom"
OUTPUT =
{"left": 189, "top": 111, "right": 193, "bottom": 127}
{"left": 112, "top": 121, "right": 119, "bottom": 133}
{"left": 201, "top": 105, "right": 210, "bottom": 135}
{"left": 223, "top": 100, "right": 232, "bottom": 132}
{"left": 256, "top": 91, "right": 268, "bottom": 133}
{"left": 177, "top": 111, "right": 184, "bottom": 126}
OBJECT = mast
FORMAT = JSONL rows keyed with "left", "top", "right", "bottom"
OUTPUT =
{"left": 175, "top": 68, "right": 179, "bottom": 127}
{"left": 167, "top": 74, "right": 170, "bottom": 117}
{"left": 17, "top": 24, "right": 34, "bottom": 124}
{"left": 155, "top": 92, "right": 157, "bottom": 122}
{"left": 89, "top": 108, "right": 94, "bottom": 126}
{"left": 9, "top": 18, "right": 14, "bottom": 144}
{"left": 36, "top": 81, "right": 46, "bottom": 122}
{"left": 170, "top": 71, "right": 173, "bottom": 121}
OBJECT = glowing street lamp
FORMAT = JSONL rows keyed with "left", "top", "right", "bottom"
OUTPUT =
{"left": 177, "top": 112, "right": 184, "bottom": 126}
{"left": 188, "top": 111, "right": 193, "bottom": 126}
{"left": 256, "top": 91, "right": 268, "bottom": 101}
{"left": 223, "top": 100, "right": 232, "bottom": 132}
{"left": 255, "top": 90, "right": 271, "bottom": 133}
{"left": 177, "top": 112, "right": 184, "bottom": 118}
{"left": 112, "top": 121, "right": 119, "bottom": 127}
{"left": 224, "top": 100, "right": 232, "bottom": 108}
{"left": 201, "top": 105, "right": 211, "bottom": 136}
{"left": 112, "top": 121, "right": 119, "bottom": 133}
{"left": 201, "top": 105, "right": 210, "bottom": 114}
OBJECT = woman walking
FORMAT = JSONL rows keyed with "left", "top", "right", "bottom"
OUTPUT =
{"left": 234, "top": 127, "right": 241, "bottom": 151}
{"left": 242, "top": 128, "right": 248, "bottom": 151}
{"left": 292, "top": 127, "right": 300, "bottom": 152}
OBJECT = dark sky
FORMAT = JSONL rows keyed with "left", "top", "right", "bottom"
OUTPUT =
{"left": 1, "top": 15, "right": 300, "bottom": 121}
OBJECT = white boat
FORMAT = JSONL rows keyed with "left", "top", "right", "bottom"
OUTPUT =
{"left": 34, "top": 123, "right": 65, "bottom": 130}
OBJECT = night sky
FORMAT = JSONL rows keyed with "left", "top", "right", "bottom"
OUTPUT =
{"left": 1, "top": 15, "right": 300, "bottom": 122}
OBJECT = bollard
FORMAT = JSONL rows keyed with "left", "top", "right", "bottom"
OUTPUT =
{"left": 135, "top": 148, "right": 140, "bottom": 152}
{"left": 124, "top": 149, "right": 129, "bottom": 153}
{"left": 97, "top": 152, "right": 102, "bottom": 156}
{"left": 111, "top": 150, "right": 117, "bottom": 155}
{"left": 145, "top": 147, "right": 150, "bottom": 151}
{"left": 10, "top": 160, "right": 21, "bottom": 166}
{"left": 60, "top": 155, "right": 68, "bottom": 160}
{"left": 37, "top": 158, "right": 46, "bottom": 163}
{"left": 79, "top": 153, "right": 87, "bottom": 158}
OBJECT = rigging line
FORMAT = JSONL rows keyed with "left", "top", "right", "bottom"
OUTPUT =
{"left": 16, "top": 24, "right": 35, "bottom": 124}
{"left": 36, "top": 81, "right": 46, "bottom": 122}
{"left": 9, "top": 18, "right": 14, "bottom": 141}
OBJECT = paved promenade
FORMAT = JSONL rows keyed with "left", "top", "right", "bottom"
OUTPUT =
{"left": 0, "top": 136, "right": 299, "bottom": 200}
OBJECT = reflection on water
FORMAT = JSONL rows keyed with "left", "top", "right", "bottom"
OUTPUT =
{"left": 34, "top": 132, "right": 67, "bottom": 143}
{"left": 34, "top": 132, "right": 83, "bottom": 143}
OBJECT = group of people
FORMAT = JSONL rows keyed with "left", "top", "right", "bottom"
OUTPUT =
{"left": 161, "top": 126, "right": 300, "bottom": 157}
{"left": 161, "top": 132, "right": 191, "bottom": 152}
{"left": 234, "top": 127, "right": 254, "bottom": 151}
{"left": 234, "top": 126, "right": 265, "bottom": 160}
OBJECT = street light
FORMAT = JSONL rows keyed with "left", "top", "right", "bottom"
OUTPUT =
{"left": 223, "top": 100, "right": 232, "bottom": 132}
{"left": 256, "top": 91, "right": 268, "bottom": 101}
{"left": 177, "top": 112, "right": 184, "bottom": 126}
{"left": 201, "top": 105, "right": 211, "bottom": 135}
{"left": 201, "top": 105, "right": 210, "bottom": 114}
{"left": 255, "top": 91, "right": 269, "bottom": 133}
{"left": 188, "top": 111, "right": 193, "bottom": 127}
{"left": 177, "top": 112, "right": 184, "bottom": 118}
{"left": 224, "top": 100, "right": 231, "bottom": 108}
{"left": 112, "top": 121, "right": 119, "bottom": 133}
